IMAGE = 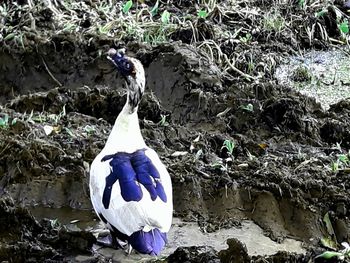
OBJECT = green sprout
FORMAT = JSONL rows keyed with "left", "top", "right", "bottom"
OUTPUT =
{"left": 161, "top": 10, "right": 170, "bottom": 24}
{"left": 263, "top": 11, "right": 285, "bottom": 32}
{"left": 331, "top": 153, "right": 350, "bottom": 172}
{"left": 0, "top": 114, "right": 9, "bottom": 128}
{"left": 338, "top": 154, "right": 349, "bottom": 164}
{"left": 239, "top": 33, "right": 252, "bottom": 43}
{"left": 211, "top": 160, "right": 227, "bottom": 171}
{"left": 64, "top": 127, "right": 76, "bottom": 138}
{"left": 150, "top": 0, "right": 159, "bottom": 16}
{"left": 221, "top": 139, "right": 235, "bottom": 155}
{"left": 331, "top": 160, "right": 339, "bottom": 172}
{"left": 298, "top": 0, "right": 305, "bottom": 9}
{"left": 240, "top": 103, "right": 254, "bottom": 112}
{"left": 198, "top": 9, "right": 208, "bottom": 19}
{"left": 338, "top": 20, "right": 349, "bottom": 34}
{"left": 84, "top": 125, "right": 95, "bottom": 135}
{"left": 316, "top": 9, "right": 327, "bottom": 18}
{"left": 158, "top": 114, "right": 169, "bottom": 127}
{"left": 122, "top": 0, "right": 133, "bottom": 14}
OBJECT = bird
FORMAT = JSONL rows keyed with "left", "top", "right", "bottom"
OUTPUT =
{"left": 89, "top": 48, "right": 173, "bottom": 256}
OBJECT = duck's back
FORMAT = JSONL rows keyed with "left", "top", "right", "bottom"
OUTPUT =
{"left": 89, "top": 146, "right": 173, "bottom": 254}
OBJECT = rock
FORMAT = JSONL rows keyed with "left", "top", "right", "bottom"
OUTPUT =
{"left": 218, "top": 238, "right": 250, "bottom": 263}
{"left": 167, "top": 246, "right": 220, "bottom": 263}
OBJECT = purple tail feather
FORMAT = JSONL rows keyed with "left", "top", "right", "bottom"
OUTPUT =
{"left": 128, "top": 229, "right": 167, "bottom": 256}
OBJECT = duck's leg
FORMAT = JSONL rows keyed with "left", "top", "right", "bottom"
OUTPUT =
{"left": 126, "top": 244, "right": 133, "bottom": 255}
{"left": 97, "top": 230, "right": 127, "bottom": 250}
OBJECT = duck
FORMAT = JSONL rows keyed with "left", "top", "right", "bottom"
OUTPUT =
{"left": 89, "top": 48, "right": 173, "bottom": 256}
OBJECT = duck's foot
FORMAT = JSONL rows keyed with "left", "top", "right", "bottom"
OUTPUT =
{"left": 125, "top": 244, "right": 133, "bottom": 255}
{"left": 97, "top": 232, "right": 130, "bottom": 251}
{"left": 97, "top": 233, "right": 117, "bottom": 248}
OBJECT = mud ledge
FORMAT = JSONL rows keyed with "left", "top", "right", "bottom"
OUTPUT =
{"left": 1, "top": 0, "right": 350, "bottom": 261}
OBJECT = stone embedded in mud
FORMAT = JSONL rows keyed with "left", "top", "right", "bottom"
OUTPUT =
{"left": 166, "top": 246, "right": 220, "bottom": 263}
{"left": 218, "top": 238, "right": 250, "bottom": 263}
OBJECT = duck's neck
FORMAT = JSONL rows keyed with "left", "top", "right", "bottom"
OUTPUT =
{"left": 104, "top": 81, "right": 146, "bottom": 154}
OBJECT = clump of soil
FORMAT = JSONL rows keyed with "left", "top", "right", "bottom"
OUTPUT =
{"left": 0, "top": 196, "right": 96, "bottom": 262}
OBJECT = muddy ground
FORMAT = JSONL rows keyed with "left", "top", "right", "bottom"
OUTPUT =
{"left": 1, "top": 0, "right": 350, "bottom": 262}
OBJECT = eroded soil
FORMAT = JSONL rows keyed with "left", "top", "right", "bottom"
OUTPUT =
{"left": 1, "top": 0, "right": 350, "bottom": 262}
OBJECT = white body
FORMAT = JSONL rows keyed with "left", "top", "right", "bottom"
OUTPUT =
{"left": 89, "top": 105, "right": 173, "bottom": 237}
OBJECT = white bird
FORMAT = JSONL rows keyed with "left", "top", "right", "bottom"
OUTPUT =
{"left": 89, "top": 48, "right": 173, "bottom": 255}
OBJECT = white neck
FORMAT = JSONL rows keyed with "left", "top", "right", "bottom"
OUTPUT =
{"left": 103, "top": 58, "right": 146, "bottom": 154}
{"left": 103, "top": 100, "right": 146, "bottom": 154}
{"left": 103, "top": 73, "right": 146, "bottom": 154}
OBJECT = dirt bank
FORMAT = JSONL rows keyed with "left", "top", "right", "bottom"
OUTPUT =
{"left": 1, "top": 0, "right": 350, "bottom": 262}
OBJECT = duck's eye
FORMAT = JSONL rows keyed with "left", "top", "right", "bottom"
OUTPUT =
{"left": 124, "top": 61, "right": 131, "bottom": 69}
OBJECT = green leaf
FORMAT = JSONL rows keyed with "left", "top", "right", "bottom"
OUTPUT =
{"left": 0, "top": 118, "right": 5, "bottom": 127}
{"left": 222, "top": 139, "right": 235, "bottom": 155}
{"left": 323, "top": 212, "right": 336, "bottom": 237}
{"left": 198, "top": 9, "right": 208, "bottom": 19}
{"left": 122, "top": 0, "right": 133, "bottom": 14}
{"left": 3, "top": 114, "right": 8, "bottom": 124}
{"left": 298, "top": 0, "right": 305, "bottom": 8}
{"left": 241, "top": 103, "right": 254, "bottom": 112}
{"left": 316, "top": 251, "right": 343, "bottom": 259}
{"left": 321, "top": 237, "right": 338, "bottom": 250}
{"left": 4, "top": 33, "right": 16, "bottom": 41}
{"left": 316, "top": 10, "right": 327, "bottom": 18}
{"left": 339, "top": 20, "right": 349, "bottom": 34}
{"left": 331, "top": 161, "right": 339, "bottom": 172}
{"left": 161, "top": 10, "right": 170, "bottom": 24}
{"left": 64, "top": 127, "right": 76, "bottom": 138}
{"left": 150, "top": 0, "right": 159, "bottom": 16}
{"left": 11, "top": 118, "right": 17, "bottom": 126}
{"left": 338, "top": 154, "right": 349, "bottom": 164}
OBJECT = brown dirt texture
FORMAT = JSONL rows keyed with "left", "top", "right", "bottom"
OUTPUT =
{"left": 1, "top": 0, "right": 350, "bottom": 262}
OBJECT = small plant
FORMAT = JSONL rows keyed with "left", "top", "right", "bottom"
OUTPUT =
{"left": 64, "top": 127, "right": 76, "bottom": 138}
{"left": 338, "top": 19, "right": 349, "bottom": 35}
{"left": 331, "top": 160, "right": 339, "bottom": 172}
{"left": 158, "top": 114, "right": 169, "bottom": 127}
{"left": 331, "top": 153, "right": 350, "bottom": 172}
{"left": 122, "top": 0, "right": 133, "bottom": 14}
{"left": 317, "top": 242, "right": 350, "bottom": 260}
{"left": 150, "top": 0, "right": 159, "bottom": 16}
{"left": 211, "top": 160, "right": 227, "bottom": 171}
{"left": 298, "top": 0, "right": 306, "bottom": 9}
{"left": 84, "top": 125, "right": 96, "bottom": 135}
{"left": 240, "top": 103, "right": 254, "bottom": 112}
{"left": 221, "top": 139, "right": 235, "bottom": 156}
{"left": 316, "top": 9, "right": 327, "bottom": 18}
{"left": 161, "top": 10, "right": 170, "bottom": 24}
{"left": 49, "top": 218, "right": 61, "bottom": 229}
{"left": 239, "top": 33, "right": 252, "bottom": 43}
{"left": 198, "top": 9, "right": 208, "bottom": 19}
{"left": 263, "top": 11, "right": 285, "bottom": 32}
{"left": 0, "top": 114, "right": 9, "bottom": 128}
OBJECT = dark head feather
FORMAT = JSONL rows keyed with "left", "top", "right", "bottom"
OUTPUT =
{"left": 108, "top": 48, "right": 136, "bottom": 78}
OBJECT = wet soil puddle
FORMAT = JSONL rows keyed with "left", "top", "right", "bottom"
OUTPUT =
{"left": 276, "top": 49, "right": 350, "bottom": 109}
{"left": 29, "top": 207, "right": 305, "bottom": 261}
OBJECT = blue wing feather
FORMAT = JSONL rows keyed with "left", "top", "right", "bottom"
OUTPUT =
{"left": 101, "top": 149, "right": 167, "bottom": 206}
{"left": 111, "top": 156, "right": 143, "bottom": 202}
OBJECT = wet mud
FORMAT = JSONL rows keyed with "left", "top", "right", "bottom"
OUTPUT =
{"left": 1, "top": 0, "right": 350, "bottom": 262}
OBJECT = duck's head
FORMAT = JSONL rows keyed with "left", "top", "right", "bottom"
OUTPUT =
{"left": 107, "top": 48, "right": 145, "bottom": 93}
